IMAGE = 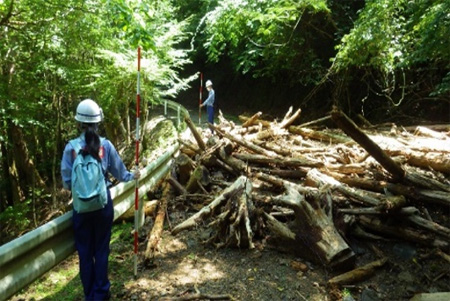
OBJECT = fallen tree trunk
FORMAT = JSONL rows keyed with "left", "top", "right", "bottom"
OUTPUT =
{"left": 241, "top": 111, "right": 262, "bottom": 127}
{"left": 386, "top": 149, "right": 450, "bottom": 175}
{"left": 116, "top": 200, "right": 158, "bottom": 222}
{"left": 171, "top": 176, "right": 250, "bottom": 235}
{"left": 167, "top": 175, "right": 188, "bottom": 196}
{"left": 279, "top": 107, "right": 301, "bottom": 129}
{"left": 331, "top": 107, "right": 405, "bottom": 180}
{"left": 239, "top": 114, "right": 271, "bottom": 127}
{"left": 185, "top": 165, "right": 211, "bottom": 193}
{"left": 204, "top": 179, "right": 255, "bottom": 249}
{"left": 405, "top": 214, "right": 450, "bottom": 240}
{"left": 339, "top": 206, "right": 418, "bottom": 216}
{"left": 328, "top": 258, "right": 388, "bottom": 286}
{"left": 212, "top": 124, "right": 279, "bottom": 158}
{"left": 404, "top": 169, "right": 450, "bottom": 192}
{"left": 288, "top": 126, "right": 351, "bottom": 144}
{"left": 184, "top": 115, "right": 206, "bottom": 151}
{"left": 257, "top": 172, "right": 355, "bottom": 268}
{"left": 305, "top": 168, "right": 382, "bottom": 206}
{"left": 178, "top": 138, "right": 201, "bottom": 157}
{"left": 329, "top": 174, "right": 450, "bottom": 207}
{"left": 358, "top": 215, "right": 449, "bottom": 249}
{"left": 414, "top": 125, "right": 449, "bottom": 140}
{"left": 144, "top": 179, "right": 172, "bottom": 262}
{"left": 175, "top": 153, "right": 195, "bottom": 185}
{"left": 233, "top": 153, "right": 323, "bottom": 168}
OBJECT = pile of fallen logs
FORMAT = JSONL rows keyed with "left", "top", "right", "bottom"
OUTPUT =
{"left": 145, "top": 106, "right": 450, "bottom": 277}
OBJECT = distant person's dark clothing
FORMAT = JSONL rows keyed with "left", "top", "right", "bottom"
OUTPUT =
{"left": 204, "top": 89, "right": 215, "bottom": 124}
{"left": 201, "top": 80, "right": 215, "bottom": 133}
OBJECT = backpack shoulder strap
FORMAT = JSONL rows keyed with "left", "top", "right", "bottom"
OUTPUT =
{"left": 69, "top": 138, "right": 83, "bottom": 158}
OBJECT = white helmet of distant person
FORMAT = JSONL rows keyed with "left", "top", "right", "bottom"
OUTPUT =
{"left": 75, "top": 99, "right": 104, "bottom": 123}
{"left": 205, "top": 80, "right": 213, "bottom": 87}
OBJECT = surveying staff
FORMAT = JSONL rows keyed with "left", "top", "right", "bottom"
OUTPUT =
{"left": 61, "top": 99, "right": 140, "bottom": 300}
{"left": 200, "top": 79, "right": 215, "bottom": 132}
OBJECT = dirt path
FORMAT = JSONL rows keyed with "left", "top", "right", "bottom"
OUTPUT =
{"left": 10, "top": 213, "right": 450, "bottom": 301}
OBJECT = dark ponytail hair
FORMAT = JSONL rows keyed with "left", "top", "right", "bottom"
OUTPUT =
{"left": 81, "top": 123, "right": 101, "bottom": 162}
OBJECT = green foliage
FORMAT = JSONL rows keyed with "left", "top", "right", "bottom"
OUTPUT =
{"left": 333, "top": 0, "right": 407, "bottom": 73}
{"left": 404, "top": 0, "right": 450, "bottom": 66}
{"left": 333, "top": 0, "right": 450, "bottom": 97}
{"left": 0, "top": 200, "right": 32, "bottom": 237}
{"left": 0, "top": 0, "right": 193, "bottom": 211}
{"left": 0, "top": 0, "right": 192, "bottom": 132}
{"left": 431, "top": 72, "right": 450, "bottom": 96}
{"left": 199, "top": 0, "right": 332, "bottom": 85}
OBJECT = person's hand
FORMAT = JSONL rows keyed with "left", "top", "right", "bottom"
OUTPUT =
{"left": 133, "top": 169, "right": 141, "bottom": 180}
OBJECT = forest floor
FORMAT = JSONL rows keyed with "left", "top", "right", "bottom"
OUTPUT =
{"left": 11, "top": 204, "right": 450, "bottom": 301}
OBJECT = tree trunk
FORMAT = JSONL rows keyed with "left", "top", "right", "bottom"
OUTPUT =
{"left": 212, "top": 124, "right": 278, "bottom": 158}
{"left": 117, "top": 200, "right": 159, "bottom": 222}
{"left": 8, "top": 121, "right": 46, "bottom": 202}
{"left": 167, "top": 176, "right": 188, "bottom": 195}
{"left": 184, "top": 115, "right": 206, "bottom": 151}
{"left": 288, "top": 126, "right": 350, "bottom": 144}
{"left": 175, "top": 153, "right": 194, "bottom": 185}
{"left": 279, "top": 107, "right": 301, "bottom": 129}
{"left": 331, "top": 107, "right": 405, "bottom": 180}
{"left": 241, "top": 111, "right": 262, "bottom": 127}
{"left": 172, "top": 176, "right": 249, "bottom": 235}
{"left": 358, "top": 215, "right": 449, "bottom": 249}
{"left": 144, "top": 182, "right": 171, "bottom": 261}
{"left": 258, "top": 172, "right": 355, "bottom": 268}
{"left": 234, "top": 153, "right": 323, "bottom": 168}
{"left": 328, "top": 258, "right": 388, "bottom": 286}
{"left": 185, "top": 165, "right": 211, "bottom": 193}
{"left": 330, "top": 174, "right": 450, "bottom": 207}
{"left": 51, "top": 93, "right": 62, "bottom": 209}
{"left": 0, "top": 141, "right": 14, "bottom": 210}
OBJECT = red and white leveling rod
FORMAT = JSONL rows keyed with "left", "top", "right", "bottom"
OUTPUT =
{"left": 199, "top": 72, "right": 203, "bottom": 125}
{"left": 134, "top": 46, "right": 141, "bottom": 277}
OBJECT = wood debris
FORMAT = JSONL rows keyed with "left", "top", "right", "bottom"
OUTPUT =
{"left": 149, "top": 106, "right": 450, "bottom": 286}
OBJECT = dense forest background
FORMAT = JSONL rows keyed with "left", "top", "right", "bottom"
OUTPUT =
{"left": 0, "top": 0, "right": 449, "bottom": 243}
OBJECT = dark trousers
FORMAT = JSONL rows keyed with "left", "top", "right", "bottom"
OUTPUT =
{"left": 207, "top": 105, "right": 214, "bottom": 133}
{"left": 73, "top": 190, "right": 113, "bottom": 300}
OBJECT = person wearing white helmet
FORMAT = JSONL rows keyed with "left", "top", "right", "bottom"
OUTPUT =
{"left": 200, "top": 79, "right": 215, "bottom": 132}
{"left": 61, "top": 98, "right": 140, "bottom": 300}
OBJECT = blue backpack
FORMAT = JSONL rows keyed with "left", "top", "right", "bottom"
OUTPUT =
{"left": 70, "top": 138, "right": 108, "bottom": 213}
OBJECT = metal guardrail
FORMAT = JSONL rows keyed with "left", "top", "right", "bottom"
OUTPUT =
{"left": 0, "top": 100, "right": 189, "bottom": 301}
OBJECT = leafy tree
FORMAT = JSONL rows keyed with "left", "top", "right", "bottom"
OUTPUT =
{"left": 404, "top": 0, "right": 450, "bottom": 96}
{"left": 332, "top": 0, "right": 449, "bottom": 120}
{"left": 0, "top": 0, "right": 192, "bottom": 224}
{"left": 196, "top": 0, "right": 334, "bottom": 85}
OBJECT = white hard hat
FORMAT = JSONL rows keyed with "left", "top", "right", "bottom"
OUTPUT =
{"left": 75, "top": 99, "right": 103, "bottom": 123}
{"left": 205, "top": 80, "right": 213, "bottom": 87}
